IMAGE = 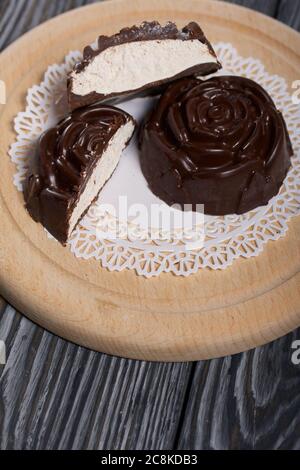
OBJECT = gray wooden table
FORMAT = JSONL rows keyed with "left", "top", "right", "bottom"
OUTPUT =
{"left": 0, "top": 0, "right": 300, "bottom": 450}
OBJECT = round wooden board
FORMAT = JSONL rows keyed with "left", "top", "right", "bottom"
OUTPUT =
{"left": 0, "top": 0, "right": 300, "bottom": 362}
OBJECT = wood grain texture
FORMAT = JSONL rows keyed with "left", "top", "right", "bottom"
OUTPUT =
{"left": 0, "top": 305, "right": 192, "bottom": 450}
{"left": 222, "top": 0, "right": 279, "bottom": 16}
{"left": 0, "top": 0, "right": 91, "bottom": 50}
{"left": 0, "top": 0, "right": 300, "bottom": 450}
{"left": 277, "top": 0, "right": 300, "bottom": 31}
{"left": 177, "top": 328, "right": 300, "bottom": 449}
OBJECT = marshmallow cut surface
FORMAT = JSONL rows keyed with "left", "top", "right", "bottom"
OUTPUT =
{"left": 71, "top": 39, "right": 218, "bottom": 96}
{"left": 68, "top": 120, "right": 135, "bottom": 237}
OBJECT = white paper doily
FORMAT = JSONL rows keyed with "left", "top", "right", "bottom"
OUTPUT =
{"left": 9, "top": 43, "right": 300, "bottom": 277}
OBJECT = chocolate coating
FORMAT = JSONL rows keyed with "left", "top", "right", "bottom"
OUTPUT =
{"left": 140, "top": 76, "right": 293, "bottom": 215}
{"left": 24, "top": 105, "right": 134, "bottom": 244}
{"left": 68, "top": 21, "right": 221, "bottom": 110}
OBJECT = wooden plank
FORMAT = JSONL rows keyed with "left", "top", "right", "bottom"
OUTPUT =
{"left": 0, "top": 305, "right": 192, "bottom": 449}
{"left": 276, "top": 0, "right": 300, "bottom": 31}
{"left": 0, "top": 0, "right": 88, "bottom": 50}
{"left": 177, "top": 329, "right": 300, "bottom": 449}
{"left": 220, "top": 0, "right": 279, "bottom": 16}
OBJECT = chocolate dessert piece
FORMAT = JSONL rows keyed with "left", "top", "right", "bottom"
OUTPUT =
{"left": 140, "top": 76, "right": 293, "bottom": 215}
{"left": 68, "top": 21, "right": 221, "bottom": 110}
{"left": 24, "top": 105, "right": 135, "bottom": 244}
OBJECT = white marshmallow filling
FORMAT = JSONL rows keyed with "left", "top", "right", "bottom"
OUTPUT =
{"left": 71, "top": 39, "right": 218, "bottom": 96}
{"left": 68, "top": 120, "right": 135, "bottom": 237}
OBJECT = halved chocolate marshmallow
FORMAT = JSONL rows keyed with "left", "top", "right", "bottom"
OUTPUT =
{"left": 68, "top": 21, "right": 221, "bottom": 110}
{"left": 24, "top": 105, "right": 135, "bottom": 245}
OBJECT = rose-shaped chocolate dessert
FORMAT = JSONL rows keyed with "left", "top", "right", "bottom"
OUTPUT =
{"left": 140, "top": 76, "right": 293, "bottom": 215}
{"left": 24, "top": 105, "right": 135, "bottom": 244}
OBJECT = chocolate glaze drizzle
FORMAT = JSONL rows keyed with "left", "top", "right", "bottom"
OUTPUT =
{"left": 140, "top": 76, "right": 293, "bottom": 215}
{"left": 24, "top": 105, "right": 134, "bottom": 244}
